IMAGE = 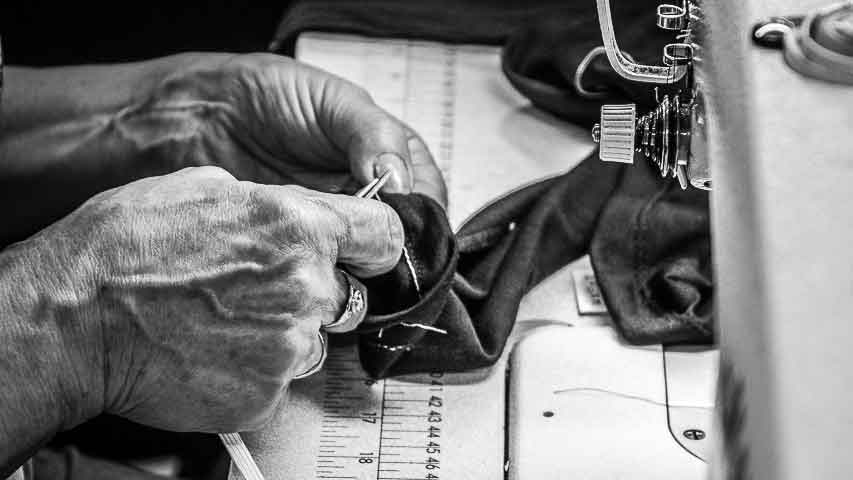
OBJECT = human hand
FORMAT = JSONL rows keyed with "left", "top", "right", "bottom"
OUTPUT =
{"left": 135, "top": 52, "right": 447, "bottom": 204}
{"left": 0, "top": 53, "right": 446, "bottom": 247}
{"left": 29, "top": 166, "right": 403, "bottom": 432}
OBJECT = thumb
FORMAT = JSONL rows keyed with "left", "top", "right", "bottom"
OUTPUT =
{"left": 324, "top": 87, "right": 414, "bottom": 193}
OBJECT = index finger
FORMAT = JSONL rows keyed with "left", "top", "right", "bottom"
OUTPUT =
{"left": 288, "top": 188, "right": 405, "bottom": 278}
{"left": 328, "top": 194, "right": 405, "bottom": 277}
{"left": 255, "top": 184, "right": 405, "bottom": 277}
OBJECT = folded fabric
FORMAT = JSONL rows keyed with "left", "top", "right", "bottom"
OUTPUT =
{"left": 359, "top": 153, "right": 711, "bottom": 378}
{"left": 500, "top": 3, "right": 678, "bottom": 126}
{"left": 498, "top": 3, "right": 714, "bottom": 343}
{"left": 590, "top": 151, "right": 713, "bottom": 345}
{"left": 32, "top": 448, "right": 165, "bottom": 480}
{"left": 272, "top": 0, "right": 572, "bottom": 54}
{"left": 359, "top": 159, "right": 621, "bottom": 377}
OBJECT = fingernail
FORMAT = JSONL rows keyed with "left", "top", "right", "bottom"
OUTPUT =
{"left": 374, "top": 153, "right": 412, "bottom": 193}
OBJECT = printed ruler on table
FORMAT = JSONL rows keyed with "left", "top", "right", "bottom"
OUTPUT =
{"left": 241, "top": 336, "right": 501, "bottom": 480}
{"left": 296, "top": 33, "right": 457, "bottom": 192}
{"left": 315, "top": 347, "right": 447, "bottom": 479}
{"left": 295, "top": 34, "right": 499, "bottom": 480}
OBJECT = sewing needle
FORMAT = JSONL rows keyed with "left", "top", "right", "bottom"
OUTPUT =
{"left": 355, "top": 170, "right": 393, "bottom": 199}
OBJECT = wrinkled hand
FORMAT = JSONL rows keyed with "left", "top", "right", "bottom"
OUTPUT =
{"left": 34, "top": 166, "right": 403, "bottom": 432}
{"left": 135, "top": 53, "right": 446, "bottom": 204}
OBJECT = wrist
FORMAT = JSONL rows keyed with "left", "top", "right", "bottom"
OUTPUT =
{"left": 0, "top": 236, "right": 104, "bottom": 455}
{"left": 0, "top": 60, "right": 163, "bottom": 136}
{"left": 117, "top": 53, "right": 238, "bottom": 173}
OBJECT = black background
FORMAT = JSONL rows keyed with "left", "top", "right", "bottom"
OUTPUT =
{"left": 0, "top": 2, "right": 289, "bottom": 65}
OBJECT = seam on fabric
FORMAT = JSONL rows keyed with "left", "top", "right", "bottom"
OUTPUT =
{"left": 633, "top": 178, "right": 672, "bottom": 310}
{"left": 370, "top": 342, "right": 414, "bottom": 352}
{"left": 402, "top": 245, "right": 422, "bottom": 297}
{"left": 400, "top": 322, "right": 447, "bottom": 334}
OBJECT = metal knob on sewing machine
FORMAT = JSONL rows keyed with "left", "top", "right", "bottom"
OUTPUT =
{"left": 593, "top": 92, "right": 697, "bottom": 189}
{"left": 591, "top": 0, "right": 711, "bottom": 191}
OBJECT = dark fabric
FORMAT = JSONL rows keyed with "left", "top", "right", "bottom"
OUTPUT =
{"left": 0, "top": 4, "right": 287, "bottom": 65}
{"left": 494, "top": 3, "right": 714, "bottom": 344}
{"left": 500, "top": 5, "right": 679, "bottom": 126}
{"left": 357, "top": 161, "right": 616, "bottom": 376}
{"left": 360, "top": 169, "right": 621, "bottom": 377}
{"left": 33, "top": 448, "right": 166, "bottom": 480}
{"left": 357, "top": 193, "right": 458, "bottom": 377}
{"left": 590, "top": 154, "right": 713, "bottom": 344}
{"left": 271, "top": 0, "right": 679, "bottom": 126}
{"left": 41, "top": 415, "right": 227, "bottom": 480}
{"left": 272, "top": 0, "right": 677, "bottom": 126}
{"left": 273, "top": 0, "right": 714, "bottom": 377}
{"left": 357, "top": 163, "right": 713, "bottom": 377}
{"left": 360, "top": 157, "right": 711, "bottom": 378}
{"left": 271, "top": 0, "right": 568, "bottom": 54}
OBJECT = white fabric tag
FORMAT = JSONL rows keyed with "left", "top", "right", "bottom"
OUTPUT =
{"left": 572, "top": 269, "right": 608, "bottom": 315}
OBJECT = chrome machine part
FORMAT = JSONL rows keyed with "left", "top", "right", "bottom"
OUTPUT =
{"left": 594, "top": 94, "right": 695, "bottom": 189}
{"left": 594, "top": 104, "right": 637, "bottom": 164}
{"left": 596, "top": 0, "right": 691, "bottom": 83}
{"left": 575, "top": 46, "right": 637, "bottom": 99}
{"left": 687, "top": 89, "right": 711, "bottom": 190}
{"left": 591, "top": 1, "right": 711, "bottom": 191}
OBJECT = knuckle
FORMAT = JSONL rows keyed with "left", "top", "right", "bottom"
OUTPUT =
{"left": 287, "top": 260, "right": 324, "bottom": 300}
{"left": 284, "top": 328, "right": 317, "bottom": 363}
{"left": 192, "top": 165, "right": 235, "bottom": 181}
{"left": 246, "top": 185, "right": 285, "bottom": 220}
{"left": 319, "top": 310, "right": 339, "bottom": 329}
{"left": 227, "top": 53, "right": 298, "bottom": 92}
{"left": 245, "top": 185, "right": 310, "bottom": 233}
{"left": 253, "top": 184, "right": 308, "bottom": 212}
{"left": 300, "top": 194, "right": 349, "bottom": 252}
{"left": 243, "top": 52, "right": 290, "bottom": 69}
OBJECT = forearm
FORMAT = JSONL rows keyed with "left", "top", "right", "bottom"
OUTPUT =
{"left": 0, "top": 239, "right": 102, "bottom": 477}
{"left": 0, "top": 54, "right": 240, "bottom": 246}
{"left": 0, "top": 93, "right": 210, "bottom": 246}
{"left": 0, "top": 59, "right": 173, "bottom": 136}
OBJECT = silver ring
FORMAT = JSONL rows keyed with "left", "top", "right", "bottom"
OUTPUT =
{"left": 293, "top": 332, "right": 327, "bottom": 379}
{"left": 322, "top": 270, "right": 366, "bottom": 330}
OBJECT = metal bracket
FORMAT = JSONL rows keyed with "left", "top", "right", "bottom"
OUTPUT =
{"left": 596, "top": 0, "right": 689, "bottom": 84}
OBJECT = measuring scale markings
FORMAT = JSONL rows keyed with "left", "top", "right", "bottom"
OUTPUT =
{"left": 298, "top": 37, "right": 459, "bottom": 480}
{"left": 314, "top": 348, "right": 445, "bottom": 480}
{"left": 362, "top": 40, "right": 457, "bottom": 194}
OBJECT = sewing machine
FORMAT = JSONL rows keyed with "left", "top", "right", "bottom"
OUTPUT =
{"left": 588, "top": 0, "right": 853, "bottom": 477}
{"left": 232, "top": 0, "right": 853, "bottom": 478}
